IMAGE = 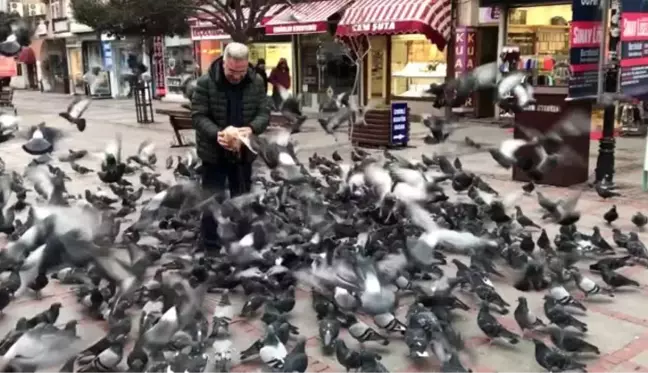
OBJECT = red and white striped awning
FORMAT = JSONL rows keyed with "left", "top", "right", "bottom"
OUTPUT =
{"left": 188, "top": 4, "right": 287, "bottom": 28}
{"left": 336, "top": 0, "right": 451, "bottom": 50}
{"left": 265, "top": 0, "right": 353, "bottom": 35}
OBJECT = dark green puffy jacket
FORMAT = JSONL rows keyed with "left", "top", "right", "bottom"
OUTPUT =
{"left": 191, "top": 57, "right": 270, "bottom": 163}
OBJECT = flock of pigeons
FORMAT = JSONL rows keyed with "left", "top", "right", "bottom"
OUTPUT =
{"left": 0, "top": 44, "right": 643, "bottom": 373}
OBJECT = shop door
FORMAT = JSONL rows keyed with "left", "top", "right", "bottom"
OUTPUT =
{"left": 48, "top": 53, "right": 69, "bottom": 94}
{"left": 68, "top": 47, "right": 85, "bottom": 95}
{"left": 370, "top": 49, "right": 385, "bottom": 98}
{"left": 476, "top": 26, "right": 498, "bottom": 118}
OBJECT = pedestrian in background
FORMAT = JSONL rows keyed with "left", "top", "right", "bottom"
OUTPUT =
{"left": 255, "top": 58, "right": 268, "bottom": 94}
{"left": 190, "top": 42, "right": 270, "bottom": 254}
{"left": 269, "top": 58, "right": 290, "bottom": 110}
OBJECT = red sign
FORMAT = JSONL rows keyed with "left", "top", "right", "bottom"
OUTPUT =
{"left": 191, "top": 26, "right": 229, "bottom": 40}
{"left": 153, "top": 36, "right": 165, "bottom": 97}
{"left": 265, "top": 22, "right": 327, "bottom": 35}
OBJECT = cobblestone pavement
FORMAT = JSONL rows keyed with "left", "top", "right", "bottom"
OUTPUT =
{"left": 1, "top": 90, "right": 648, "bottom": 372}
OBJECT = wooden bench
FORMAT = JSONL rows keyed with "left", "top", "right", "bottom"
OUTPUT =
{"left": 0, "top": 89, "right": 16, "bottom": 114}
{"left": 156, "top": 108, "right": 192, "bottom": 147}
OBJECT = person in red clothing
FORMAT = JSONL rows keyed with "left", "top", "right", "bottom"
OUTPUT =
{"left": 268, "top": 58, "right": 291, "bottom": 110}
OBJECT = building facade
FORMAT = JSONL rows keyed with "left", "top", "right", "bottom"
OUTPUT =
{"left": 185, "top": 0, "right": 505, "bottom": 116}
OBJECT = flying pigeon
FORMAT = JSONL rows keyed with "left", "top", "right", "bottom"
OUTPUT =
{"left": 59, "top": 97, "right": 92, "bottom": 132}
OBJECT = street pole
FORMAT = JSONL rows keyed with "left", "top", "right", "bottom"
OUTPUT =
{"left": 595, "top": 0, "right": 621, "bottom": 184}
{"left": 444, "top": 0, "right": 458, "bottom": 120}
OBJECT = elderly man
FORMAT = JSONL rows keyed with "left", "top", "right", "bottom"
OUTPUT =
{"left": 191, "top": 42, "right": 270, "bottom": 253}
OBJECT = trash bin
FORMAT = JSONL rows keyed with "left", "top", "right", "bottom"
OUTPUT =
{"left": 512, "top": 86, "right": 592, "bottom": 187}
{"left": 134, "top": 82, "right": 154, "bottom": 124}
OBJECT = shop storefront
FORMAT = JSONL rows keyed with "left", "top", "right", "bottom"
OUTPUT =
{"left": 82, "top": 40, "right": 111, "bottom": 98}
{"left": 163, "top": 35, "right": 196, "bottom": 102}
{"left": 41, "top": 38, "right": 69, "bottom": 94}
{"left": 14, "top": 43, "right": 38, "bottom": 90}
{"left": 264, "top": 0, "right": 354, "bottom": 110}
{"left": 299, "top": 34, "right": 358, "bottom": 110}
{"left": 189, "top": 4, "right": 287, "bottom": 75}
{"left": 247, "top": 34, "right": 294, "bottom": 97}
{"left": 101, "top": 35, "right": 147, "bottom": 98}
{"left": 335, "top": 0, "right": 451, "bottom": 114}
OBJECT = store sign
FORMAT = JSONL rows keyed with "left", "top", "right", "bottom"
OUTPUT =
{"left": 53, "top": 19, "right": 70, "bottom": 34}
{"left": 191, "top": 27, "right": 229, "bottom": 41}
{"left": 101, "top": 41, "right": 113, "bottom": 70}
{"left": 619, "top": 0, "right": 648, "bottom": 97}
{"left": 568, "top": 0, "right": 603, "bottom": 98}
{"left": 390, "top": 102, "right": 409, "bottom": 146}
{"left": 266, "top": 23, "right": 325, "bottom": 35}
{"left": 454, "top": 27, "right": 477, "bottom": 114}
{"left": 153, "top": 36, "right": 166, "bottom": 97}
{"left": 351, "top": 22, "right": 396, "bottom": 33}
{"left": 478, "top": 7, "right": 500, "bottom": 23}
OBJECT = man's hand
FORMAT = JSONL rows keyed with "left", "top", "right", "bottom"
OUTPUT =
{"left": 217, "top": 126, "right": 238, "bottom": 150}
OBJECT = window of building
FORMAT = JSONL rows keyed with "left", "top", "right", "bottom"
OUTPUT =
{"left": 390, "top": 34, "right": 447, "bottom": 98}
{"left": 50, "top": 0, "right": 62, "bottom": 19}
{"left": 165, "top": 44, "right": 195, "bottom": 96}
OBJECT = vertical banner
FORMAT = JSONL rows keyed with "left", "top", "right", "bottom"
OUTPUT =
{"left": 454, "top": 27, "right": 477, "bottom": 114}
{"left": 569, "top": 0, "right": 603, "bottom": 98}
{"left": 152, "top": 36, "right": 166, "bottom": 97}
{"left": 101, "top": 41, "right": 113, "bottom": 70}
{"left": 620, "top": 0, "right": 648, "bottom": 97}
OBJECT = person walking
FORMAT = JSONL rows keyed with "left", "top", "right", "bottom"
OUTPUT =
{"left": 191, "top": 42, "right": 270, "bottom": 254}
{"left": 255, "top": 58, "right": 268, "bottom": 94}
{"left": 269, "top": 58, "right": 290, "bottom": 110}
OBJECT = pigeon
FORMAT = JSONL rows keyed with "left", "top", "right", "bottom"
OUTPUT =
{"left": 0, "top": 20, "right": 31, "bottom": 57}
{"left": 532, "top": 338, "right": 587, "bottom": 372}
{"left": 477, "top": 304, "right": 519, "bottom": 344}
{"left": 346, "top": 314, "right": 389, "bottom": 345}
{"left": 599, "top": 264, "right": 640, "bottom": 290}
{"left": 632, "top": 212, "right": 647, "bottom": 229}
{"left": 22, "top": 123, "right": 62, "bottom": 155}
{"left": 595, "top": 182, "right": 620, "bottom": 199}
{"left": 514, "top": 296, "right": 545, "bottom": 334}
{"left": 549, "top": 328, "right": 600, "bottom": 355}
{"left": 603, "top": 205, "right": 618, "bottom": 224}
{"left": 276, "top": 84, "right": 307, "bottom": 133}
{"left": 0, "top": 113, "right": 19, "bottom": 140}
{"left": 59, "top": 97, "right": 91, "bottom": 131}
{"left": 0, "top": 321, "right": 82, "bottom": 371}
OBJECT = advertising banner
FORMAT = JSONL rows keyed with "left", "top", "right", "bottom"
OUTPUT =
{"left": 390, "top": 102, "right": 409, "bottom": 147}
{"left": 454, "top": 27, "right": 477, "bottom": 114}
{"left": 569, "top": 0, "right": 603, "bottom": 98}
{"left": 619, "top": 0, "right": 648, "bottom": 97}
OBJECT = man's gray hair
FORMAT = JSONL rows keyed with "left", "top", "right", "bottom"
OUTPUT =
{"left": 224, "top": 42, "right": 249, "bottom": 61}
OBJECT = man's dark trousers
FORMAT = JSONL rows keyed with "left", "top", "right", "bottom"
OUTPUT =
{"left": 200, "top": 159, "right": 253, "bottom": 253}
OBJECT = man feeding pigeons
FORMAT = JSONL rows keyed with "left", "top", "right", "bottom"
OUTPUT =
{"left": 190, "top": 42, "right": 271, "bottom": 254}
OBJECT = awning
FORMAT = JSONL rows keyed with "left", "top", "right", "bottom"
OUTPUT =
{"left": 264, "top": 0, "right": 352, "bottom": 36}
{"left": 0, "top": 57, "right": 16, "bottom": 77}
{"left": 189, "top": 4, "right": 287, "bottom": 27}
{"left": 336, "top": 0, "right": 451, "bottom": 50}
{"left": 17, "top": 47, "right": 35, "bottom": 64}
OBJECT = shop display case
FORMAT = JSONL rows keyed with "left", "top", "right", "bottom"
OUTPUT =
{"left": 390, "top": 34, "right": 446, "bottom": 98}
{"left": 392, "top": 62, "right": 446, "bottom": 97}
{"left": 507, "top": 25, "right": 570, "bottom": 86}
